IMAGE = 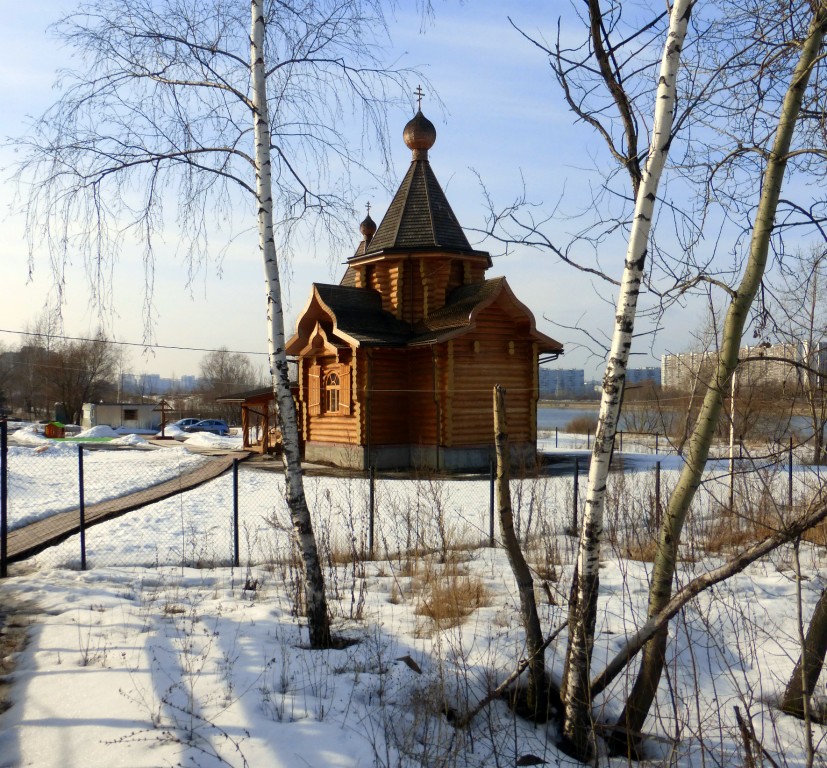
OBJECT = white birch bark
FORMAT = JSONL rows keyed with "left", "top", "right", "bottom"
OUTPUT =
{"left": 616, "top": 4, "right": 827, "bottom": 745}
{"left": 250, "top": 0, "right": 330, "bottom": 647}
{"left": 561, "top": 1, "right": 694, "bottom": 759}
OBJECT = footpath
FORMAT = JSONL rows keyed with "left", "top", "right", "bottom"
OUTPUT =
{"left": 6, "top": 451, "right": 248, "bottom": 564}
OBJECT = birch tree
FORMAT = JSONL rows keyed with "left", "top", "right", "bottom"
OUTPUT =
{"left": 16, "top": 0, "right": 413, "bottom": 647}
{"left": 614, "top": 2, "right": 827, "bottom": 750}
{"left": 559, "top": 2, "right": 694, "bottom": 759}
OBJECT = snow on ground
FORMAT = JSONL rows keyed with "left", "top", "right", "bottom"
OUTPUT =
{"left": 109, "top": 433, "right": 152, "bottom": 447}
{"left": 75, "top": 425, "right": 123, "bottom": 439}
{"left": 183, "top": 432, "right": 244, "bottom": 451}
{"left": 1, "top": 442, "right": 826, "bottom": 766}
{"left": 158, "top": 424, "right": 189, "bottom": 440}
{"left": 4, "top": 443, "right": 211, "bottom": 531}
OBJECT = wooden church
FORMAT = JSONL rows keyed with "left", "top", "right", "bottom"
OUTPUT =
{"left": 285, "top": 107, "right": 563, "bottom": 470}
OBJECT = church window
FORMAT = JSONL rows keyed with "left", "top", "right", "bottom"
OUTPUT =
{"left": 324, "top": 372, "right": 341, "bottom": 413}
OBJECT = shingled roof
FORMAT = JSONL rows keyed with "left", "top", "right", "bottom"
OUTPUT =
{"left": 363, "top": 159, "right": 474, "bottom": 255}
{"left": 410, "top": 278, "right": 564, "bottom": 352}
{"left": 313, "top": 284, "right": 411, "bottom": 347}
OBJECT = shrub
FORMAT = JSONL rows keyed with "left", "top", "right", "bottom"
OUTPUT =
{"left": 564, "top": 415, "right": 598, "bottom": 434}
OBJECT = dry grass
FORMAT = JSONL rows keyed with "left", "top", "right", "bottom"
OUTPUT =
{"left": 802, "top": 517, "right": 827, "bottom": 547}
{"left": 565, "top": 415, "right": 598, "bottom": 434}
{"left": 411, "top": 560, "right": 490, "bottom": 635}
{"left": 701, "top": 511, "right": 775, "bottom": 555}
{"left": 622, "top": 537, "right": 659, "bottom": 562}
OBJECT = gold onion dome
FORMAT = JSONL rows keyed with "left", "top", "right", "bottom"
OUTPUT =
{"left": 403, "top": 110, "right": 436, "bottom": 159}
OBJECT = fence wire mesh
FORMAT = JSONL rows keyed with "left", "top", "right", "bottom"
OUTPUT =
{"left": 1, "top": 425, "right": 826, "bottom": 575}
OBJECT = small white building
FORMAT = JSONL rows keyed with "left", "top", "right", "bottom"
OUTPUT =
{"left": 81, "top": 402, "right": 162, "bottom": 432}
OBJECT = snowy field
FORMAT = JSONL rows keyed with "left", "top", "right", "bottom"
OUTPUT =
{"left": 1, "top": 437, "right": 826, "bottom": 766}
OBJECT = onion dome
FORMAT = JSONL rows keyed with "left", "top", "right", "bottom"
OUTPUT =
{"left": 360, "top": 210, "right": 377, "bottom": 244}
{"left": 403, "top": 110, "right": 436, "bottom": 159}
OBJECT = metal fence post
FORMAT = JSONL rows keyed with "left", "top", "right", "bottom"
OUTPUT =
{"left": 78, "top": 445, "right": 86, "bottom": 571}
{"left": 1, "top": 421, "right": 7, "bottom": 578}
{"left": 572, "top": 456, "right": 580, "bottom": 533}
{"left": 655, "top": 460, "right": 662, "bottom": 529}
{"left": 789, "top": 437, "right": 794, "bottom": 508}
{"left": 555, "top": 427, "right": 558, "bottom": 448}
{"left": 489, "top": 460, "right": 495, "bottom": 547}
{"left": 368, "top": 466, "right": 375, "bottom": 559}
{"left": 619, "top": 430, "right": 623, "bottom": 453}
{"left": 232, "top": 458, "right": 240, "bottom": 567}
{"left": 655, "top": 432, "right": 659, "bottom": 454}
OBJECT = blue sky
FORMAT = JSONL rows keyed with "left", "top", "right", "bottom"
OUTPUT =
{"left": 0, "top": 1, "right": 701, "bottom": 380}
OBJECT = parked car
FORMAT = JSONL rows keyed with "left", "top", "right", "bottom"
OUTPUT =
{"left": 171, "top": 418, "right": 202, "bottom": 430}
{"left": 183, "top": 419, "right": 230, "bottom": 436}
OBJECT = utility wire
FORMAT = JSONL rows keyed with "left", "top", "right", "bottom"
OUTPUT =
{"left": 0, "top": 328, "right": 269, "bottom": 357}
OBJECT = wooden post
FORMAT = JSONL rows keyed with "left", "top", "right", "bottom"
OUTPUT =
{"left": 493, "top": 385, "right": 546, "bottom": 716}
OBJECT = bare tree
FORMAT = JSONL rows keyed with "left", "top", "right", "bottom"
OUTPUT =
{"left": 493, "top": 385, "right": 548, "bottom": 718}
{"left": 496, "top": 0, "right": 827, "bottom": 757}
{"left": 199, "top": 346, "right": 256, "bottom": 422}
{"left": 782, "top": 584, "right": 827, "bottom": 720}
{"left": 16, "top": 0, "right": 414, "bottom": 647}
{"left": 48, "top": 332, "right": 119, "bottom": 424}
{"left": 554, "top": 2, "right": 694, "bottom": 760}
{"left": 615, "top": 3, "right": 827, "bottom": 751}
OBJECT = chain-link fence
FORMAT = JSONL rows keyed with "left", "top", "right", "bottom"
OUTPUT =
{"left": 2, "top": 420, "right": 825, "bottom": 575}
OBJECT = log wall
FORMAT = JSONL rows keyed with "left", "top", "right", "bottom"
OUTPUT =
{"left": 364, "top": 349, "right": 411, "bottom": 446}
{"left": 303, "top": 353, "right": 359, "bottom": 445}
{"left": 448, "top": 305, "right": 537, "bottom": 446}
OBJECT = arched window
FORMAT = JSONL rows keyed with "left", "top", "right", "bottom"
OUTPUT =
{"left": 324, "top": 371, "right": 340, "bottom": 413}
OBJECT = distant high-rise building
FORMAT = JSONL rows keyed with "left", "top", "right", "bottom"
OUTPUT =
{"left": 626, "top": 367, "right": 662, "bottom": 387}
{"left": 661, "top": 343, "right": 802, "bottom": 391}
{"left": 539, "top": 368, "right": 585, "bottom": 397}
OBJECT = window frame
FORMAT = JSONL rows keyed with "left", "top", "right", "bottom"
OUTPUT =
{"left": 324, "top": 370, "right": 341, "bottom": 414}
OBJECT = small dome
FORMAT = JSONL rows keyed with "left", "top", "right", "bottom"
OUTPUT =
{"left": 403, "top": 110, "right": 436, "bottom": 155}
{"left": 360, "top": 213, "right": 377, "bottom": 240}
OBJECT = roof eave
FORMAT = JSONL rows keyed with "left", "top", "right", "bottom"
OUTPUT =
{"left": 347, "top": 248, "right": 493, "bottom": 266}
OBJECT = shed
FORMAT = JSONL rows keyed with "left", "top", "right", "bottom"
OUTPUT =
{"left": 215, "top": 386, "right": 301, "bottom": 454}
{"left": 81, "top": 402, "right": 161, "bottom": 432}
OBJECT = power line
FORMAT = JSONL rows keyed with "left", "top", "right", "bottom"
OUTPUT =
{"left": 0, "top": 328, "right": 269, "bottom": 357}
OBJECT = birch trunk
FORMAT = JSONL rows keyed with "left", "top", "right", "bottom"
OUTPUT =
{"left": 614, "top": 7, "right": 827, "bottom": 750}
{"left": 781, "top": 586, "right": 827, "bottom": 719}
{"left": 493, "top": 385, "right": 547, "bottom": 717}
{"left": 251, "top": 0, "right": 330, "bottom": 648}
{"left": 560, "top": 2, "right": 694, "bottom": 759}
